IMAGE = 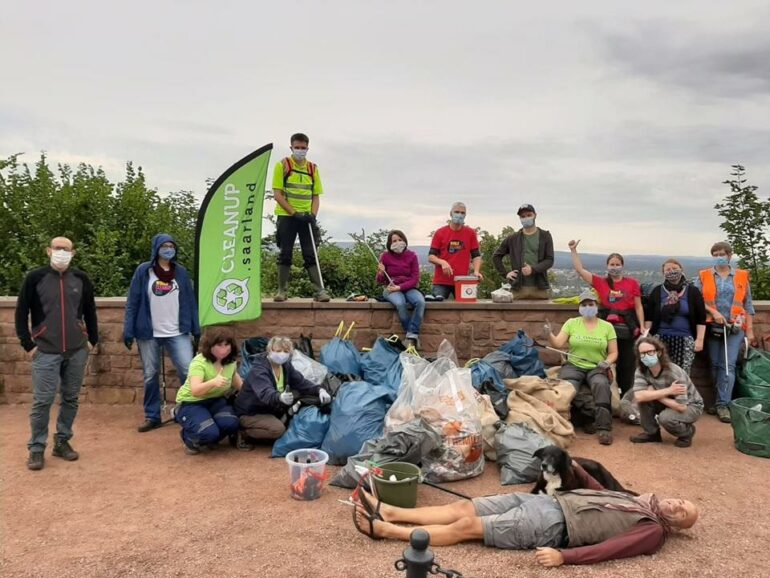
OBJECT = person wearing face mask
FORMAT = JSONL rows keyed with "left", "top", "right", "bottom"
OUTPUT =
{"left": 643, "top": 259, "right": 706, "bottom": 375}
{"left": 175, "top": 328, "right": 242, "bottom": 454}
{"left": 271, "top": 132, "right": 329, "bottom": 302}
{"left": 569, "top": 240, "right": 645, "bottom": 395}
{"left": 15, "top": 236, "right": 99, "bottom": 470}
{"left": 544, "top": 290, "right": 618, "bottom": 445}
{"left": 694, "top": 242, "right": 756, "bottom": 423}
{"left": 124, "top": 233, "right": 200, "bottom": 433}
{"left": 492, "top": 204, "right": 554, "bottom": 299}
{"left": 630, "top": 337, "right": 703, "bottom": 447}
{"left": 376, "top": 230, "right": 425, "bottom": 348}
{"left": 428, "top": 202, "right": 483, "bottom": 299}
{"left": 234, "top": 336, "right": 331, "bottom": 449}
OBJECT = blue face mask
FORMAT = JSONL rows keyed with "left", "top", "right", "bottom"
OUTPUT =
{"left": 640, "top": 353, "right": 659, "bottom": 368}
{"left": 292, "top": 148, "right": 307, "bottom": 161}
{"left": 159, "top": 247, "right": 176, "bottom": 260}
{"left": 451, "top": 212, "right": 465, "bottom": 225}
{"left": 713, "top": 256, "right": 729, "bottom": 267}
{"left": 579, "top": 305, "right": 598, "bottom": 318}
{"left": 520, "top": 217, "right": 535, "bottom": 228}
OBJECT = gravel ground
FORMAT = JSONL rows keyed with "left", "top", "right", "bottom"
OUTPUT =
{"left": 1, "top": 404, "right": 769, "bottom": 578}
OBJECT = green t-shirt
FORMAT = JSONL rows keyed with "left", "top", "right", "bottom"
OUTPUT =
{"left": 176, "top": 354, "right": 237, "bottom": 403}
{"left": 275, "top": 368, "right": 285, "bottom": 393}
{"left": 562, "top": 317, "right": 617, "bottom": 370}
{"left": 522, "top": 230, "right": 540, "bottom": 287}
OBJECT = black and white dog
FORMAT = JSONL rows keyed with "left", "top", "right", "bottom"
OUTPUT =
{"left": 531, "top": 446, "right": 638, "bottom": 496}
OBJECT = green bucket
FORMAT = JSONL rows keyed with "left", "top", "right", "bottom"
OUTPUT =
{"left": 730, "top": 398, "right": 770, "bottom": 459}
{"left": 372, "top": 462, "right": 421, "bottom": 508}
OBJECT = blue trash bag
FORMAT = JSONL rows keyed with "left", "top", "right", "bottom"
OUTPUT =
{"left": 469, "top": 360, "right": 506, "bottom": 393}
{"left": 320, "top": 337, "right": 362, "bottom": 376}
{"left": 360, "top": 337, "right": 403, "bottom": 401}
{"left": 271, "top": 406, "right": 331, "bottom": 458}
{"left": 321, "top": 381, "right": 391, "bottom": 465}
{"left": 499, "top": 329, "right": 546, "bottom": 378}
{"left": 239, "top": 337, "right": 269, "bottom": 380}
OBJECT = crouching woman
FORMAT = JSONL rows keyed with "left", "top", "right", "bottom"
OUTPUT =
{"left": 630, "top": 337, "right": 703, "bottom": 448}
{"left": 234, "top": 336, "right": 331, "bottom": 450}
{"left": 175, "top": 328, "right": 242, "bottom": 455}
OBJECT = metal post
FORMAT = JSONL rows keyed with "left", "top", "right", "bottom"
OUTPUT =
{"left": 395, "top": 529, "right": 433, "bottom": 578}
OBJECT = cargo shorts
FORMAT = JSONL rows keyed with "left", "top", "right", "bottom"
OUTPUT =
{"left": 473, "top": 493, "right": 567, "bottom": 550}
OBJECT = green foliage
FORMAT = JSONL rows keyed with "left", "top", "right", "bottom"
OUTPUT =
{"left": 715, "top": 164, "right": 770, "bottom": 298}
{"left": 0, "top": 153, "right": 197, "bottom": 296}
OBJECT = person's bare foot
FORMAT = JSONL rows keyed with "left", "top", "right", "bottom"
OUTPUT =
{"left": 354, "top": 505, "right": 387, "bottom": 539}
{"left": 359, "top": 488, "right": 396, "bottom": 522}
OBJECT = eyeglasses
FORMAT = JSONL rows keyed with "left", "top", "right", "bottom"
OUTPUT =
{"left": 639, "top": 350, "right": 657, "bottom": 358}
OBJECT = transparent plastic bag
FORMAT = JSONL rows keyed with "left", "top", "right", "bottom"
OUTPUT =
{"left": 385, "top": 352, "right": 430, "bottom": 431}
{"left": 291, "top": 350, "right": 328, "bottom": 385}
{"left": 491, "top": 283, "right": 513, "bottom": 303}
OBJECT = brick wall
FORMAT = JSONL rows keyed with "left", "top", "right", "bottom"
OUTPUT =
{"left": 3, "top": 296, "right": 770, "bottom": 407}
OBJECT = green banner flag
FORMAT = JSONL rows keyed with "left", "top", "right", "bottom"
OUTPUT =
{"left": 195, "top": 144, "right": 272, "bottom": 327}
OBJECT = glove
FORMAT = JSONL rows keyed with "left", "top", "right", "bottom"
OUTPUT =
{"left": 124, "top": 338, "right": 134, "bottom": 351}
{"left": 597, "top": 361, "right": 610, "bottom": 371}
{"left": 318, "top": 388, "right": 331, "bottom": 405}
{"left": 279, "top": 391, "right": 295, "bottom": 406}
{"left": 294, "top": 212, "right": 315, "bottom": 224}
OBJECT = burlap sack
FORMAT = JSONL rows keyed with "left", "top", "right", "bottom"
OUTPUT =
{"left": 503, "top": 375, "right": 576, "bottom": 417}
{"left": 505, "top": 390, "right": 576, "bottom": 448}
{"left": 478, "top": 394, "right": 500, "bottom": 461}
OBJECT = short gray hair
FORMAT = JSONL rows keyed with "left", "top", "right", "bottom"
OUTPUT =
{"left": 450, "top": 201, "right": 466, "bottom": 213}
{"left": 267, "top": 336, "right": 294, "bottom": 352}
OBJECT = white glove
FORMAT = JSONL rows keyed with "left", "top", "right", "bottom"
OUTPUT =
{"left": 279, "top": 391, "right": 295, "bottom": 406}
{"left": 319, "top": 388, "right": 331, "bottom": 405}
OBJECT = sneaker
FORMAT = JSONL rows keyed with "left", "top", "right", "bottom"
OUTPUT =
{"left": 675, "top": 425, "right": 696, "bottom": 448}
{"left": 598, "top": 431, "right": 613, "bottom": 445}
{"left": 582, "top": 422, "right": 597, "bottom": 435}
{"left": 405, "top": 335, "right": 420, "bottom": 349}
{"left": 27, "top": 451, "right": 44, "bottom": 471}
{"left": 716, "top": 406, "right": 732, "bottom": 423}
{"left": 184, "top": 443, "right": 201, "bottom": 455}
{"left": 52, "top": 440, "right": 79, "bottom": 461}
{"left": 706, "top": 406, "right": 717, "bottom": 416}
{"left": 137, "top": 420, "right": 162, "bottom": 433}
{"left": 630, "top": 431, "right": 663, "bottom": 444}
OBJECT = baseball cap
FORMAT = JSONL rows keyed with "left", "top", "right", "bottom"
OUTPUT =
{"left": 517, "top": 204, "right": 536, "bottom": 216}
{"left": 578, "top": 289, "right": 598, "bottom": 304}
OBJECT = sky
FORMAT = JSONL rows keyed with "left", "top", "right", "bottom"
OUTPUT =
{"left": 2, "top": 0, "right": 770, "bottom": 256}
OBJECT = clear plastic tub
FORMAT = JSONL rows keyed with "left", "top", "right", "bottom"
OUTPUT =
{"left": 285, "top": 449, "right": 330, "bottom": 500}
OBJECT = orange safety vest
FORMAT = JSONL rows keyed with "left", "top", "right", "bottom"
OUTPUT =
{"left": 698, "top": 268, "right": 749, "bottom": 329}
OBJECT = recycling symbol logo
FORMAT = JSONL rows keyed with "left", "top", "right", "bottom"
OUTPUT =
{"left": 212, "top": 278, "right": 249, "bottom": 315}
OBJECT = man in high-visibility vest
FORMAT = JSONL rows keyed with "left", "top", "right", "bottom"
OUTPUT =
{"left": 271, "top": 133, "right": 329, "bottom": 302}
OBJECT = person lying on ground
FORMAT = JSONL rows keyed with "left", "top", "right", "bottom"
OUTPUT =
{"left": 175, "top": 327, "right": 242, "bottom": 455}
{"left": 351, "top": 467, "right": 698, "bottom": 567}
{"left": 233, "top": 336, "right": 331, "bottom": 450}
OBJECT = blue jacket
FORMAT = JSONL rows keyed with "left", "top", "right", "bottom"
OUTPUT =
{"left": 123, "top": 233, "right": 201, "bottom": 341}
{"left": 234, "top": 354, "right": 320, "bottom": 417}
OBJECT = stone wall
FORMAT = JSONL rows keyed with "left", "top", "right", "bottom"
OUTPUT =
{"left": 3, "top": 296, "right": 770, "bottom": 407}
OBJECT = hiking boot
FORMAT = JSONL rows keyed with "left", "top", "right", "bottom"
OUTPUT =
{"left": 52, "top": 440, "right": 79, "bottom": 461}
{"left": 274, "top": 265, "right": 290, "bottom": 302}
{"left": 706, "top": 406, "right": 717, "bottom": 415}
{"left": 307, "top": 266, "right": 330, "bottom": 302}
{"left": 717, "top": 406, "right": 731, "bottom": 423}
{"left": 630, "top": 430, "right": 663, "bottom": 444}
{"left": 137, "top": 419, "right": 162, "bottom": 433}
{"left": 675, "top": 425, "right": 695, "bottom": 448}
{"left": 27, "top": 451, "right": 44, "bottom": 471}
{"left": 582, "top": 422, "right": 597, "bottom": 435}
{"left": 598, "top": 431, "right": 613, "bottom": 445}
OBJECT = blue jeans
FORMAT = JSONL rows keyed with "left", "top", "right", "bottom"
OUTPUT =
{"left": 384, "top": 289, "right": 425, "bottom": 337}
{"left": 137, "top": 334, "right": 194, "bottom": 422}
{"left": 176, "top": 397, "right": 239, "bottom": 447}
{"left": 432, "top": 284, "right": 454, "bottom": 299}
{"left": 707, "top": 329, "right": 744, "bottom": 408}
{"left": 28, "top": 347, "right": 89, "bottom": 451}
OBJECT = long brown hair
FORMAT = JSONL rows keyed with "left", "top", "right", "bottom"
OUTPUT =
{"left": 635, "top": 335, "right": 671, "bottom": 374}
{"left": 199, "top": 327, "right": 239, "bottom": 365}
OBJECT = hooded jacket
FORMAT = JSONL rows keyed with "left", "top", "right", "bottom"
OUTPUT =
{"left": 123, "top": 234, "right": 200, "bottom": 341}
{"left": 492, "top": 228, "right": 554, "bottom": 290}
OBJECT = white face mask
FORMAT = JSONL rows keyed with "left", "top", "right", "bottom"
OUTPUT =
{"left": 50, "top": 249, "right": 73, "bottom": 269}
{"left": 391, "top": 241, "right": 406, "bottom": 254}
{"left": 268, "top": 351, "right": 291, "bottom": 365}
{"left": 292, "top": 148, "right": 308, "bottom": 161}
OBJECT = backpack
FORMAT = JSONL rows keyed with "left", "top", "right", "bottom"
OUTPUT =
{"left": 282, "top": 157, "right": 316, "bottom": 187}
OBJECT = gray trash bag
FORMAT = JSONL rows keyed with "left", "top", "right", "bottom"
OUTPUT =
{"left": 483, "top": 350, "right": 516, "bottom": 380}
{"left": 495, "top": 422, "right": 553, "bottom": 485}
{"left": 620, "top": 388, "right": 641, "bottom": 426}
{"left": 330, "top": 419, "right": 443, "bottom": 489}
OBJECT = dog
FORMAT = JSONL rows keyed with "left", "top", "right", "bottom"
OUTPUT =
{"left": 531, "top": 446, "right": 638, "bottom": 496}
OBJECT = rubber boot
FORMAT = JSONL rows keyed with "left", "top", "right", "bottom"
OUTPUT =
{"left": 307, "top": 266, "right": 330, "bottom": 302}
{"left": 274, "top": 265, "right": 290, "bottom": 302}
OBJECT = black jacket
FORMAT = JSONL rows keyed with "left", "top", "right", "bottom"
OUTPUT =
{"left": 645, "top": 283, "right": 707, "bottom": 338}
{"left": 15, "top": 266, "right": 99, "bottom": 353}
{"left": 234, "top": 354, "right": 320, "bottom": 417}
{"left": 492, "top": 228, "right": 554, "bottom": 290}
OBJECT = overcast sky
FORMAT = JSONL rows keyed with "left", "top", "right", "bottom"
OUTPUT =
{"left": 3, "top": 1, "right": 769, "bottom": 256}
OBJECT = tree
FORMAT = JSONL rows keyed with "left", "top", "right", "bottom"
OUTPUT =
{"left": 715, "top": 164, "right": 770, "bottom": 298}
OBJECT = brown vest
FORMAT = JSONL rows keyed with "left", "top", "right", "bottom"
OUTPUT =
{"left": 555, "top": 490, "right": 655, "bottom": 547}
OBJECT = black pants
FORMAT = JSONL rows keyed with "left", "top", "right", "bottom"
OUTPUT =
{"left": 615, "top": 337, "right": 636, "bottom": 395}
{"left": 276, "top": 215, "right": 316, "bottom": 267}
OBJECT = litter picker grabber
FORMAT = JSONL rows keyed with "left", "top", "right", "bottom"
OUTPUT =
{"left": 307, "top": 223, "right": 325, "bottom": 291}
{"left": 353, "top": 228, "right": 395, "bottom": 286}
{"left": 529, "top": 337, "right": 597, "bottom": 367}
